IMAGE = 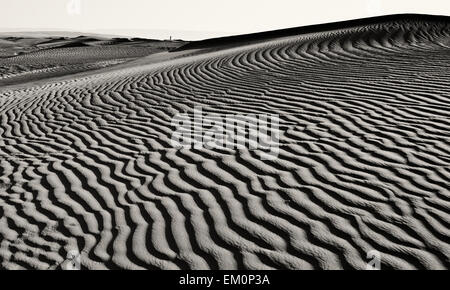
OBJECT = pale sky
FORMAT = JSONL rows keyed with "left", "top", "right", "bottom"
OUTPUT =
{"left": 0, "top": 0, "right": 449, "bottom": 40}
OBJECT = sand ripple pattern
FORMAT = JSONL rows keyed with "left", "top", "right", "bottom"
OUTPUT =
{"left": 0, "top": 20, "right": 450, "bottom": 269}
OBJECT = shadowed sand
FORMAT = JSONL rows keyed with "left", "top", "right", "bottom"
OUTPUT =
{"left": 0, "top": 14, "right": 449, "bottom": 270}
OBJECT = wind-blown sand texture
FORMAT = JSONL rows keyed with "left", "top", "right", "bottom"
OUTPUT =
{"left": 0, "top": 35, "right": 186, "bottom": 87}
{"left": 0, "top": 15, "right": 449, "bottom": 269}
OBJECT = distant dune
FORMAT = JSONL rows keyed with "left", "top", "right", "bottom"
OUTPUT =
{"left": 0, "top": 14, "right": 449, "bottom": 269}
{"left": 0, "top": 35, "right": 187, "bottom": 87}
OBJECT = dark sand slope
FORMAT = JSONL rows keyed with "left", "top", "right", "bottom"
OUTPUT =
{"left": 0, "top": 14, "right": 450, "bottom": 269}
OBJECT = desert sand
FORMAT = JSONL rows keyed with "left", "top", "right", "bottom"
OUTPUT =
{"left": 0, "top": 14, "right": 449, "bottom": 269}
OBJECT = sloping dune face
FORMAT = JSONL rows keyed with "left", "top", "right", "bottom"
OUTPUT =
{"left": 0, "top": 18, "right": 450, "bottom": 270}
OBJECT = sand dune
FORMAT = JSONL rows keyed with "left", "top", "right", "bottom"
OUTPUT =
{"left": 0, "top": 36, "right": 186, "bottom": 87}
{"left": 0, "top": 14, "right": 449, "bottom": 269}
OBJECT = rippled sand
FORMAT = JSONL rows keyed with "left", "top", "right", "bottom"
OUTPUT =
{"left": 0, "top": 15, "right": 449, "bottom": 269}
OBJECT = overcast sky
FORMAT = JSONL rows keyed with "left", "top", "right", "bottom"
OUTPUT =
{"left": 0, "top": 0, "right": 449, "bottom": 40}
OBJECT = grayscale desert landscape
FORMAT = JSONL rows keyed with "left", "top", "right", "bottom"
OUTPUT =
{"left": 0, "top": 14, "right": 449, "bottom": 269}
